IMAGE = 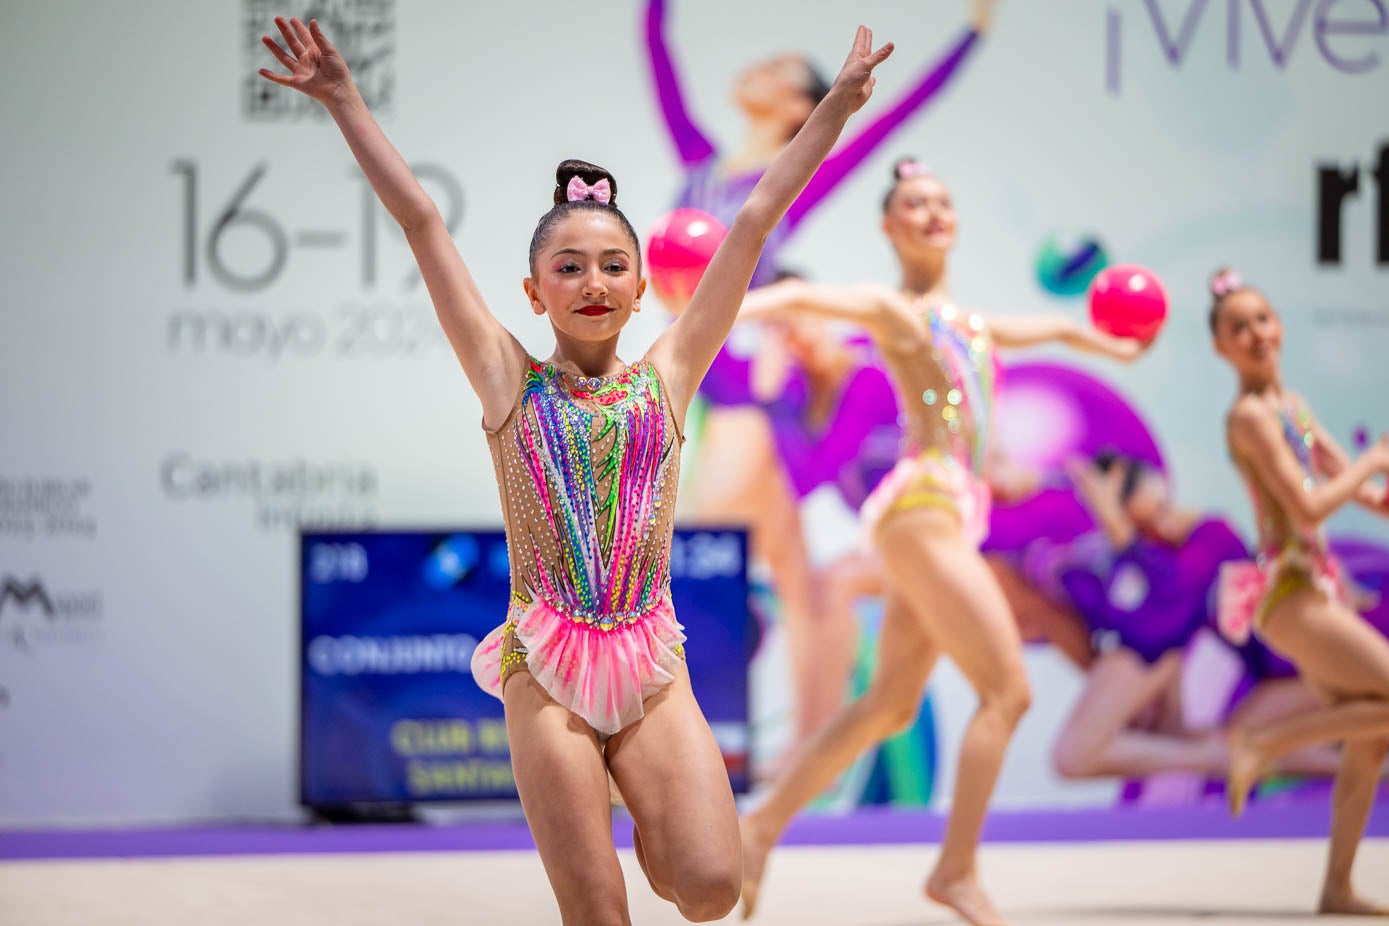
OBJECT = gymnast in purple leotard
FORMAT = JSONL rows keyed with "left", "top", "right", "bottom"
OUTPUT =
{"left": 1027, "top": 453, "right": 1258, "bottom": 781}
{"left": 646, "top": 3, "right": 992, "bottom": 752}
{"left": 645, "top": 0, "right": 991, "bottom": 405}
{"left": 1024, "top": 456, "right": 1245, "bottom": 662}
{"left": 1012, "top": 452, "right": 1346, "bottom": 789}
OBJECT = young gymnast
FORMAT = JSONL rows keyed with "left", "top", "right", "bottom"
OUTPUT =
{"left": 1210, "top": 267, "right": 1389, "bottom": 916}
{"left": 258, "top": 16, "right": 894, "bottom": 924}
{"left": 736, "top": 159, "right": 1147, "bottom": 926}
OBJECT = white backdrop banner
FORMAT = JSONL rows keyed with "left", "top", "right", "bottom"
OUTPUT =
{"left": 1, "top": 0, "right": 1386, "bottom": 824}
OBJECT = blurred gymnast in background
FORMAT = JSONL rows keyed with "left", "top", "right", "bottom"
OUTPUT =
{"left": 1211, "top": 266, "right": 1389, "bottom": 916}
{"left": 736, "top": 160, "right": 1147, "bottom": 926}
{"left": 643, "top": 0, "right": 994, "bottom": 748}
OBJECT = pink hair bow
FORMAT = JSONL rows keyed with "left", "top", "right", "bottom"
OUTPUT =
{"left": 566, "top": 177, "right": 612, "bottom": 204}
{"left": 895, "top": 158, "right": 933, "bottom": 179}
{"left": 1211, "top": 269, "right": 1243, "bottom": 297}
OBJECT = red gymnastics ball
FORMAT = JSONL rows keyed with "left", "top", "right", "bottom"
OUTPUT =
{"left": 646, "top": 208, "right": 727, "bottom": 303}
{"left": 1088, "top": 264, "right": 1168, "bottom": 342}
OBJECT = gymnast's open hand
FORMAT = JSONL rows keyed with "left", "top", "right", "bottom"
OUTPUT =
{"left": 258, "top": 16, "right": 353, "bottom": 105}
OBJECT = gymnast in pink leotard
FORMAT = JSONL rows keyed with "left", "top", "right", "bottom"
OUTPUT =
{"left": 1210, "top": 266, "right": 1389, "bottom": 916}
{"left": 737, "top": 159, "right": 1148, "bottom": 926}
{"left": 260, "top": 16, "right": 895, "bottom": 922}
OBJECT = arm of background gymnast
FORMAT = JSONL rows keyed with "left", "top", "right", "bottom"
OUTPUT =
{"left": 644, "top": 0, "right": 717, "bottom": 166}
{"left": 1228, "top": 396, "right": 1389, "bottom": 529}
{"left": 648, "top": 27, "right": 895, "bottom": 417}
{"left": 783, "top": 2, "right": 987, "bottom": 232}
{"left": 739, "top": 279, "right": 919, "bottom": 347}
{"left": 1066, "top": 457, "right": 1137, "bottom": 549}
{"left": 986, "top": 314, "right": 1148, "bottom": 362}
{"left": 1304, "top": 409, "right": 1389, "bottom": 514}
{"left": 259, "top": 17, "right": 523, "bottom": 426}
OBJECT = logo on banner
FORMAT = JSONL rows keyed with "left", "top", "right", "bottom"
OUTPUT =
{"left": 193, "top": 5, "right": 462, "bottom": 363}
{"left": 0, "top": 577, "right": 54, "bottom": 617}
{"left": 1034, "top": 233, "right": 1111, "bottom": 298}
{"left": 160, "top": 453, "right": 380, "bottom": 531}
{"left": 1317, "top": 141, "right": 1389, "bottom": 269}
{"left": 242, "top": 0, "right": 396, "bottom": 120}
{"left": 1106, "top": 0, "right": 1388, "bottom": 93}
{"left": 0, "top": 575, "right": 103, "bottom": 652}
{"left": 166, "top": 158, "right": 462, "bottom": 359}
{"left": 0, "top": 477, "right": 97, "bottom": 541}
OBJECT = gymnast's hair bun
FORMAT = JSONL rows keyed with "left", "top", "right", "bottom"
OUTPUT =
{"left": 554, "top": 159, "right": 619, "bottom": 206}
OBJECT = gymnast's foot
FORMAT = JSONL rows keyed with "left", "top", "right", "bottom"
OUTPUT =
{"left": 1320, "top": 886, "right": 1389, "bottom": 917}
{"left": 1225, "top": 726, "right": 1269, "bottom": 818}
{"left": 925, "top": 867, "right": 1007, "bottom": 926}
{"left": 739, "top": 814, "right": 775, "bottom": 920}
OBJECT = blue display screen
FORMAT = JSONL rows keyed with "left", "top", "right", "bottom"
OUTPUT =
{"left": 300, "top": 529, "right": 751, "bottom": 806}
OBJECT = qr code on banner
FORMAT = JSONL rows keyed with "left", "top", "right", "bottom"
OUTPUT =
{"left": 242, "top": 0, "right": 395, "bottom": 120}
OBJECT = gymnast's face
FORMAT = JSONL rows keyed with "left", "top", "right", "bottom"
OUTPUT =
{"left": 735, "top": 54, "right": 816, "bottom": 131}
{"left": 1212, "top": 289, "right": 1281, "bottom": 381}
{"left": 882, "top": 175, "right": 958, "bottom": 260}
{"left": 523, "top": 212, "right": 645, "bottom": 343}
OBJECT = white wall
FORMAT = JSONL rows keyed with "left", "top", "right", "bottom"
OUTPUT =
{"left": 2, "top": 0, "right": 1386, "bottom": 824}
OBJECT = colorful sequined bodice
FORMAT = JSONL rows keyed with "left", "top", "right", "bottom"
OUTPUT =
{"left": 486, "top": 359, "right": 681, "bottom": 629}
{"left": 1247, "top": 399, "right": 1326, "bottom": 562}
{"left": 889, "top": 301, "right": 998, "bottom": 474}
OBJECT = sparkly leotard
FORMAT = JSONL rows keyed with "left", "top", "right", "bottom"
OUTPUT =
{"left": 860, "top": 301, "right": 998, "bottom": 545}
{"left": 469, "top": 358, "right": 687, "bottom": 735}
{"left": 1217, "top": 398, "right": 1352, "bottom": 644}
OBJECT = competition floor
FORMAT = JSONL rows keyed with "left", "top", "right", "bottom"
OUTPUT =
{"left": 5, "top": 805, "right": 1387, "bottom": 925}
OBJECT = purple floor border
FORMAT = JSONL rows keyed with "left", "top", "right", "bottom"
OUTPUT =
{"left": 4, "top": 801, "right": 1387, "bottom": 862}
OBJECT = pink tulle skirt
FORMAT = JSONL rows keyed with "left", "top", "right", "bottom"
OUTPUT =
{"left": 860, "top": 450, "right": 991, "bottom": 549}
{"left": 470, "top": 593, "right": 687, "bottom": 736}
{"left": 1216, "top": 551, "right": 1349, "bottom": 645}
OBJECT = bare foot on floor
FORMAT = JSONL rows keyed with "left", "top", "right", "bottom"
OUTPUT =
{"left": 1320, "top": 887, "right": 1389, "bottom": 916}
{"left": 925, "top": 869, "right": 1006, "bottom": 926}
{"left": 739, "top": 815, "right": 775, "bottom": 920}
{"left": 1225, "top": 726, "right": 1268, "bottom": 818}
